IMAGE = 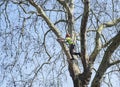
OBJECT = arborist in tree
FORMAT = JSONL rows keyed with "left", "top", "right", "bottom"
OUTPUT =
{"left": 57, "top": 33, "right": 81, "bottom": 60}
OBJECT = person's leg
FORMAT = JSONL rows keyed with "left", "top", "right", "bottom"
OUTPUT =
{"left": 69, "top": 44, "right": 74, "bottom": 60}
{"left": 71, "top": 44, "right": 81, "bottom": 57}
{"left": 74, "top": 52, "right": 81, "bottom": 57}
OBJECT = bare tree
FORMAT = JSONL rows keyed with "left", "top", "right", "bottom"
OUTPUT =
{"left": 0, "top": 0, "right": 120, "bottom": 87}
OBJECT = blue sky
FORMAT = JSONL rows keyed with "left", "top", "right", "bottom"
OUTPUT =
{"left": 0, "top": 0, "right": 120, "bottom": 87}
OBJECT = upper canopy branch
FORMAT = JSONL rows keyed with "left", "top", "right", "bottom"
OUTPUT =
{"left": 91, "top": 31, "right": 120, "bottom": 87}
{"left": 104, "top": 18, "right": 120, "bottom": 27}
{"left": 80, "top": 0, "right": 90, "bottom": 70}
{"left": 28, "top": 0, "right": 61, "bottom": 38}
{"left": 90, "top": 17, "right": 120, "bottom": 63}
{"left": 109, "top": 60, "right": 120, "bottom": 67}
{"left": 57, "top": 0, "right": 73, "bottom": 16}
{"left": 57, "top": 0, "right": 74, "bottom": 34}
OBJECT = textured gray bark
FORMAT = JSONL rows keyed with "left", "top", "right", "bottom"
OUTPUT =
{"left": 91, "top": 31, "right": 120, "bottom": 87}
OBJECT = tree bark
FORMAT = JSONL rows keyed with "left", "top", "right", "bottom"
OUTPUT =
{"left": 28, "top": 0, "right": 120, "bottom": 87}
{"left": 91, "top": 31, "right": 120, "bottom": 87}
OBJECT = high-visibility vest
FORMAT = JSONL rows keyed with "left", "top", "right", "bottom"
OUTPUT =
{"left": 66, "top": 37, "right": 74, "bottom": 45}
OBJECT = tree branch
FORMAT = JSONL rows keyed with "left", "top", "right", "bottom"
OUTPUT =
{"left": 90, "top": 17, "right": 120, "bottom": 63}
{"left": 42, "top": 29, "right": 52, "bottom": 61}
{"left": 104, "top": 18, "right": 120, "bottom": 27}
{"left": 108, "top": 60, "right": 120, "bottom": 67}
{"left": 57, "top": 0, "right": 74, "bottom": 34}
{"left": 54, "top": 19, "right": 67, "bottom": 25}
{"left": 57, "top": 0, "right": 72, "bottom": 15}
{"left": 80, "top": 0, "right": 90, "bottom": 70}
{"left": 91, "top": 31, "right": 120, "bottom": 87}
{"left": 27, "top": 0, "right": 72, "bottom": 60}
{"left": 57, "top": 0, "right": 71, "bottom": 14}
{"left": 28, "top": 0, "right": 61, "bottom": 38}
{"left": 27, "top": 0, "right": 77, "bottom": 64}
{"left": 102, "top": 37, "right": 113, "bottom": 48}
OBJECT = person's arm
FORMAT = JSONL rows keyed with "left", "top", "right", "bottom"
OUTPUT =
{"left": 57, "top": 38, "right": 66, "bottom": 42}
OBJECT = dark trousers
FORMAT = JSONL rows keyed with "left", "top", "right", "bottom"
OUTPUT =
{"left": 69, "top": 44, "right": 81, "bottom": 59}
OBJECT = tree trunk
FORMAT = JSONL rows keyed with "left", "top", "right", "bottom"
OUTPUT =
{"left": 68, "top": 56, "right": 92, "bottom": 87}
{"left": 68, "top": 59, "right": 82, "bottom": 87}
